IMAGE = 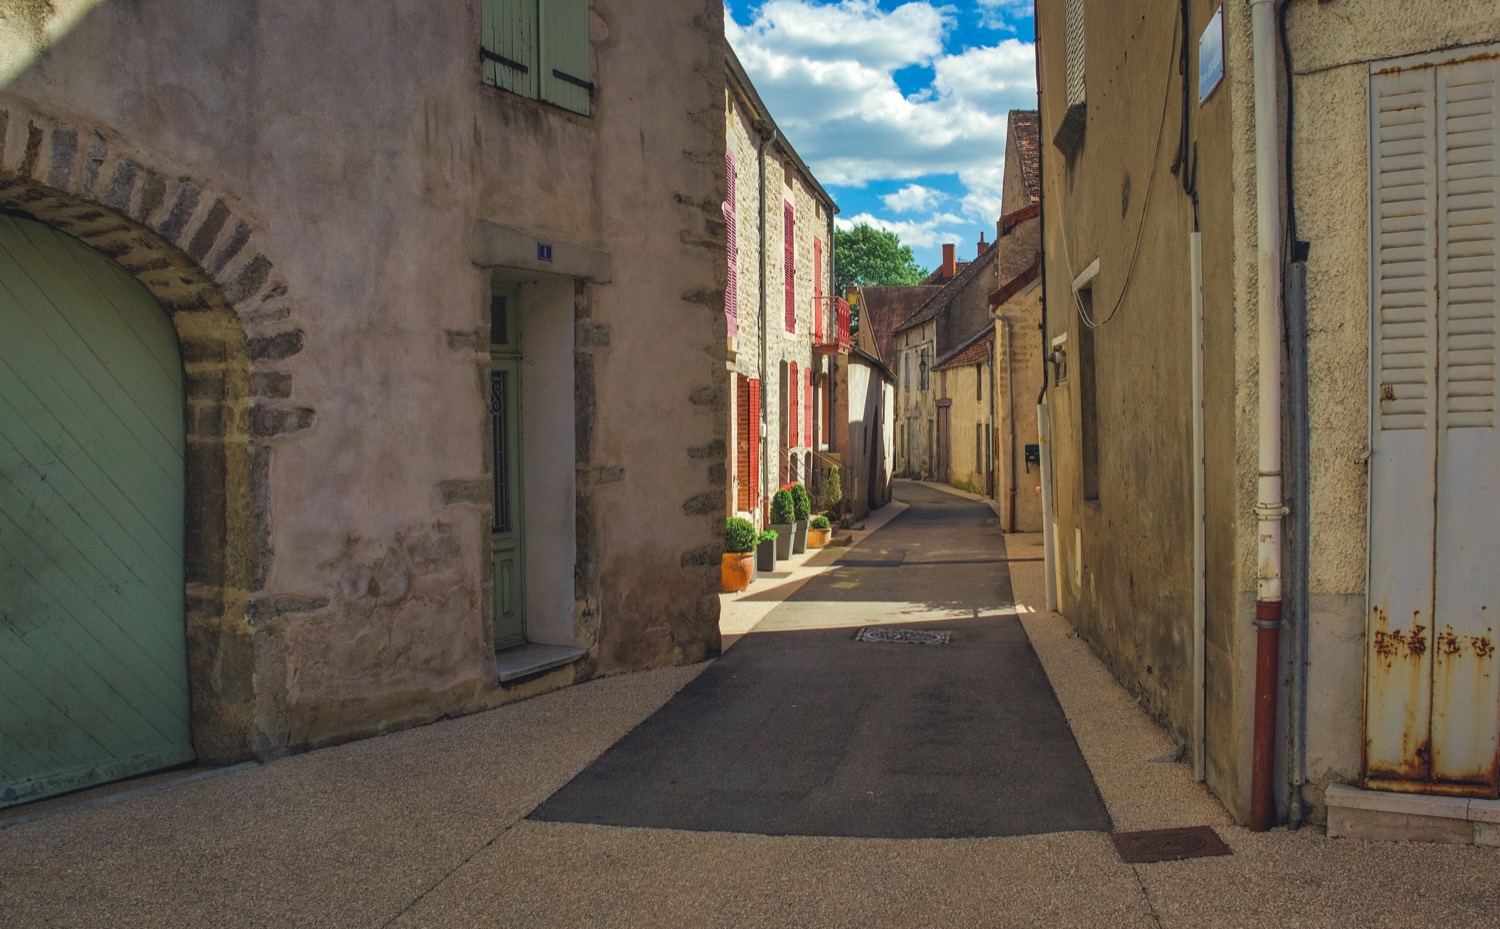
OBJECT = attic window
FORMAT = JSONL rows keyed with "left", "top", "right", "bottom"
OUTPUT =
{"left": 1054, "top": 0, "right": 1087, "bottom": 157}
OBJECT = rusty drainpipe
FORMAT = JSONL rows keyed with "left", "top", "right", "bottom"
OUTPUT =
{"left": 1249, "top": 0, "right": 1288, "bottom": 832}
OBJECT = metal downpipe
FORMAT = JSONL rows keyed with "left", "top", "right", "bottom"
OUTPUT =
{"left": 1249, "top": 0, "right": 1287, "bottom": 832}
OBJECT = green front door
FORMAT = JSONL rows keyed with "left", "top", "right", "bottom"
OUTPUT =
{"left": 490, "top": 288, "right": 524, "bottom": 650}
{"left": 0, "top": 214, "right": 194, "bottom": 808}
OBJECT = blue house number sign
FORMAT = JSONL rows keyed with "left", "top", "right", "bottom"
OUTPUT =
{"left": 537, "top": 242, "right": 553, "bottom": 262}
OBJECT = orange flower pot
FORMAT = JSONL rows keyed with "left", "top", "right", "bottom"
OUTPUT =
{"left": 807, "top": 526, "right": 831, "bottom": 549}
{"left": 721, "top": 552, "right": 755, "bottom": 592}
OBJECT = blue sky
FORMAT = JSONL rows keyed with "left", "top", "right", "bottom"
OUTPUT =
{"left": 725, "top": 1, "right": 1038, "bottom": 272}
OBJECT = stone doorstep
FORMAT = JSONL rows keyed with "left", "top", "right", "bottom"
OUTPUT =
{"left": 1325, "top": 784, "right": 1500, "bottom": 846}
{"left": 496, "top": 644, "right": 587, "bottom": 683}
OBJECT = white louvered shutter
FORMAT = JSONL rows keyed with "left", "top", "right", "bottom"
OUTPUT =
{"left": 1066, "top": 0, "right": 1085, "bottom": 107}
{"left": 1430, "top": 54, "right": 1500, "bottom": 787}
{"left": 1366, "top": 63, "right": 1439, "bottom": 783}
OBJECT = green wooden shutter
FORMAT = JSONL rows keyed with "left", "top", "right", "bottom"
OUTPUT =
{"left": 540, "top": 0, "right": 591, "bottom": 116}
{"left": 483, "top": 0, "right": 538, "bottom": 100}
{"left": 0, "top": 214, "right": 193, "bottom": 808}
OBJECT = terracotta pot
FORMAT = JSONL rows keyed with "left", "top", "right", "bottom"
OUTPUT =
{"left": 807, "top": 526, "right": 831, "bottom": 548}
{"left": 721, "top": 551, "right": 755, "bottom": 592}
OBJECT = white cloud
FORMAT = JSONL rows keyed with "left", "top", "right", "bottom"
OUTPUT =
{"left": 728, "top": 0, "right": 1037, "bottom": 228}
{"left": 836, "top": 210, "right": 971, "bottom": 251}
{"left": 975, "top": 0, "right": 1033, "bottom": 30}
{"left": 881, "top": 184, "right": 944, "bottom": 213}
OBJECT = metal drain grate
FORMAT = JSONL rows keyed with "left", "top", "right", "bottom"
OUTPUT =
{"left": 1111, "top": 826, "right": 1232, "bottom": 863}
{"left": 854, "top": 627, "right": 952, "bottom": 646}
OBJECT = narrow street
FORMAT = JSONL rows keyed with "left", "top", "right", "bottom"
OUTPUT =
{"left": 2, "top": 483, "right": 1497, "bottom": 928}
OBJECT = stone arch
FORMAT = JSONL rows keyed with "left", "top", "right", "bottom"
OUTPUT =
{"left": 0, "top": 102, "right": 310, "bottom": 762}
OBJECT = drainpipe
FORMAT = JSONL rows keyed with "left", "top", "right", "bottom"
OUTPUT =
{"left": 1249, "top": 0, "right": 1287, "bottom": 832}
{"left": 991, "top": 313, "right": 1017, "bottom": 531}
{"left": 758, "top": 125, "right": 778, "bottom": 517}
{"left": 1191, "top": 229, "right": 1207, "bottom": 784}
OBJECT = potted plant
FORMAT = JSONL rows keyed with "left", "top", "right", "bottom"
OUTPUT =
{"left": 818, "top": 466, "right": 842, "bottom": 522}
{"left": 722, "top": 516, "right": 756, "bottom": 592}
{"left": 790, "top": 482, "right": 811, "bottom": 554}
{"left": 770, "top": 489, "right": 796, "bottom": 560}
{"left": 756, "top": 529, "right": 777, "bottom": 572}
{"left": 807, "top": 514, "right": 831, "bottom": 549}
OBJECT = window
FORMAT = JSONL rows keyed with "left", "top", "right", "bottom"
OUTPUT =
{"left": 784, "top": 201, "right": 796, "bottom": 332}
{"left": 481, "top": 0, "right": 592, "bottom": 117}
{"left": 919, "top": 347, "right": 930, "bottom": 391}
{"left": 1077, "top": 287, "right": 1100, "bottom": 503}
{"left": 976, "top": 364, "right": 983, "bottom": 402}
{"left": 1054, "top": 0, "right": 1087, "bottom": 156}
{"left": 976, "top": 424, "right": 983, "bottom": 473}
{"left": 725, "top": 151, "right": 738, "bottom": 337}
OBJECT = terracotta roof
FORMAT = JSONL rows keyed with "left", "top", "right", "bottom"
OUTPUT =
{"left": 856, "top": 285, "right": 944, "bottom": 365}
{"left": 988, "top": 258, "right": 1041, "bottom": 307}
{"left": 850, "top": 344, "right": 896, "bottom": 383}
{"left": 935, "top": 324, "right": 995, "bottom": 370}
{"left": 1009, "top": 110, "right": 1041, "bottom": 206}
{"left": 894, "top": 244, "right": 999, "bottom": 334}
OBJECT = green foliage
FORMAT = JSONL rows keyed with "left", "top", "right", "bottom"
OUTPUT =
{"left": 834, "top": 223, "right": 929, "bottom": 293}
{"left": 810, "top": 515, "right": 830, "bottom": 529}
{"left": 791, "top": 483, "right": 811, "bottom": 520}
{"left": 818, "top": 466, "right": 842, "bottom": 512}
{"left": 770, "top": 489, "right": 796, "bottom": 524}
{"left": 725, "top": 516, "right": 756, "bottom": 554}
{"left": 757, "top": 529, "right": 778, "bottom": 543}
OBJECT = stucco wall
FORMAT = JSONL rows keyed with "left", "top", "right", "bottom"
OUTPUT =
{"left": 995, "top": 282, "right": 1044, "bottom": 532}
{"left": 0, "top": 0, "right": 726, "bottom": 760}
{"left": 895, "top": 321, "right": 937, "bottom": 478}
{"left": 1276, "top": 1, "right": 1500, "bottom": 818}
{"left": 938, "top": 362, "right": 991, "bottom": 495}
{"left": 1037, "top": 0, "right": 1249, "bottom": 818}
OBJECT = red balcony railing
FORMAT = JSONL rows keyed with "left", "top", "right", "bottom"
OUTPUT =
{"left": 814, "top": 296, "right": 851, "bottom": 354}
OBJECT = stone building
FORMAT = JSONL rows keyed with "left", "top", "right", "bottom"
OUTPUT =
{"left": 723, "top": 47, "right": 844, "bottom": 526}
{"left": 932, "top": 326, "right": 995, "bottom": 496}
{"left": 0, "top": 0, "right": 727, "bottom": 808}
{"left": 988, "top": 110, "right": 1045, "bottom": 533}
{"left": 892, "top": 241, "right": 999, "bottom": 480}
{"left": 1037, "top": 0, "right": 1500, "bottom": 840}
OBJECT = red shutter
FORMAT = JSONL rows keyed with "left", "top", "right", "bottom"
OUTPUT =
{"left": 725, "top": 151, "right": 738, "bottom": 337}
{"left": 813, "top": 238, "right": 823, "bottom": 341}
{"left": 748, "top": 378, "right": 762, "bottom": 509}
{"left": 736, "top": 375, "right": 751, "bottom": 511}
{"left": 784, "top": 201, "right": 796, "bottom": 332}
{"left": 805, "top": 368, "right": 813, "bottom": 447}
{"left": 789, "top": 362, "right": 799, "bottom": 449}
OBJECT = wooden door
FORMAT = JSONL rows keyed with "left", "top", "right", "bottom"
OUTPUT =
{"left": 490, "top": 289, "right": 525, "bottom": 651}
{"left": 936, "top": 405, "right": 951, "bottom": 484}
{"left": 0, "top": 214, "right": 194, "bottom": 808}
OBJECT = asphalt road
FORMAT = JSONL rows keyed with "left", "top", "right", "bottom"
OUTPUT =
{"left": 531, "top": 482, "right": 1110, "bottom": 838}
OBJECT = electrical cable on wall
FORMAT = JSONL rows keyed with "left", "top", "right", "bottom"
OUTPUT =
{"left": 1057, "top": 9, "right": 1183, "bottom": 330}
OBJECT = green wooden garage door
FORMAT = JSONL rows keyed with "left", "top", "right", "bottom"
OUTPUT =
{"left": 0, "top": 213, "right": 193, "bottom": 808}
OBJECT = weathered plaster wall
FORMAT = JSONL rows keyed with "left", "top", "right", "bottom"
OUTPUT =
{"left": 0, "top": 0, "right": 726, "bottom": 759}
{"left": 1275, "top": 1, "right": 1500, "bottom": 820}
{"left": 1037, "top": 0, "right": 1248, "bottom": 818}
{"left": 938, "top": 361, "right": 991, "bottom": 495}
{"left": 895, "top": 321, "right": 937, "bottom": 478}
{"left": 995, "top": 282, "right": 1044, "bottom": 532}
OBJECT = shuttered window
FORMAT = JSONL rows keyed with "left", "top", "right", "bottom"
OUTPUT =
{"left": 725, "top": 152, "right": 739, "bottom": 337}
{"left": 749, "top": 378, "right": 762, "bottom": 509}
{"left": 736, "top": 375, "right": 752, "bottom": 511}
{"left": 805, "top": 367, "right": 813, "bottom": 448}
{"left": 1366, "top": 50, "right": 1500, "bottom": 790}
{"left": 789, "top": 361, "right": 799, "bottom": 449}
{"left": 1066, "top": 0, "right": 1085, "bottom": 107}
{"left": 482, "top": 0, "right": 592, "bottom": 117}
{"left": 784, "top": 201, "right": 796, "bottom": 332}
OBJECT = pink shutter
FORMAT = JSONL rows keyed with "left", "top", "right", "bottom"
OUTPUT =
{"left": 784, "top": 201, "right": 796, "bottom": 332}
{"left": 805, "top": 368, "right": 813, "bottom": 447}
{"left": 789, "top": 362, "right": 799, "bottom": 448}
{"left": 725, "top": 152, "right": 738, "bottom": 336}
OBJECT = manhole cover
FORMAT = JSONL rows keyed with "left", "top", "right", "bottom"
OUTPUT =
{"left": 854, "top": 627, "right": 952, "bottom": 645}
{"left": 1111, "top": 826, "right": 1232, "bottom": 864}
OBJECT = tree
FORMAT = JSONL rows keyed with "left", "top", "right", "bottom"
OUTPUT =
{"left": 834, "top": 223, "right": 929, "bottom": 293}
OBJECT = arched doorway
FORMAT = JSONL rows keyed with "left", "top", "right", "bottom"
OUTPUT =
{"left": 0, "top": 212, "right": 194, "bottom": 806}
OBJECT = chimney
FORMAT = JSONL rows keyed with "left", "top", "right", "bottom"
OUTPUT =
{"left": 977, "top": 232, "right": 988, "bottom": 257}
{"left": 942, "top": 243, "right": 956, "bottom": 279}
